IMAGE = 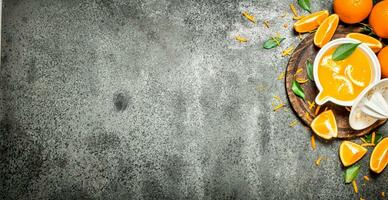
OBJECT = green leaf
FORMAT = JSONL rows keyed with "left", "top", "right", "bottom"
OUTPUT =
{"left": 363, "top": 132, "right": 383, "bottom": 144}
{"left": 345, "top": 165, "right": 360, "bottom": 183}
{"left": 332, "top": 43, "right": 361, "bottom": 61}
{"left": 292, "top": 80, "right": 305, "bottom": 100}
{"left": 306, "top": 60, "right": 314, "bottom": 81}
{"left": 263, "top": 37, "right": 285, "bottom": 49}
{"left": 298, "top": 0, "right": 311, "bottom": 13}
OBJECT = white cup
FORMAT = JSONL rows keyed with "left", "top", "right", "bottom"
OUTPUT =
{"left": 313, "top": 38, "right": 381, "bottom": 107}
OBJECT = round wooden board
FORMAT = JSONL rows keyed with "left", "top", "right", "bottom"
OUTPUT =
{"left": 285, "top": 25, "right": 386, "bottom": 138}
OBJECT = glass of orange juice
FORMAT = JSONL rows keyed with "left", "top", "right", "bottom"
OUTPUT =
{"left": 313, "top": 38, "right": 381, "bottom": 106}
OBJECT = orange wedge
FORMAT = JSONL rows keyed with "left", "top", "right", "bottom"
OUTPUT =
{"left": 294, "top": 10, "right": 329, "bottom": 33}
{"left": 346, "top": 33, "right": 383, "bottom": 53}
{"left": 370, "top": 138, "right": 388, "bottom": 173}
{"left": 311, "top": 110, "right": 338, "bottom": 140}
{"left": 314, "top": 14, "right": 339, "bottom": 48}
{"left": 339, "top": 141, "right": 367, "bottom": 167}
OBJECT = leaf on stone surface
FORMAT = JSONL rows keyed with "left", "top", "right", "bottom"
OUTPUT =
{"left": 306, "top": 59, "right": 314, "bottom": 81}
{"left": 345, "top": 165, "right": 360, "bottom": 183}
{"left": 263, "top": 37, "right": 285, "bottom": 49}
{"left": 292, "top": 80, "right": 305, "bottom": 100}
{"left": 332, "top": 43, "right": 361, "bottom": 61}
{"left": 298, "top": 0, "right": 311, "bottom": 13}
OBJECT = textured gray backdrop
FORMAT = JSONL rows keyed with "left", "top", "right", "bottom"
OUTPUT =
{"left": 0, "top": 0, "right": 387, "bottom": 199}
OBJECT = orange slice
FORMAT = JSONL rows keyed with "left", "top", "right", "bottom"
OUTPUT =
{"left": 346, "top": 33, "right": 383, "bottom": 53}
{"left": 311, "top": 110, "right": 338, "bottom": 140}
{"left": 339, "top": 141, "right": 367, "bottom": 167}
{"left": 294, "top": 10, "right": 329, "bottom": 33}
{"left": 314, "top": 14, "right": 339, "bottom": 48}
{"left": 370, "top": 138, "right": 388, "bottom": 173}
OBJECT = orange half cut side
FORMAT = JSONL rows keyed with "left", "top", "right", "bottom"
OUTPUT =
{"left": 311, "top": 110, "right": 338, "bottom": 140}
{"left": 294, "top": 10, "right": 329, "bottom": 33}
{"left": 346, "top": 33, "right": 383, "bottom": 53}
{"left": 314, "top": 14, "right": 339, "bottom": 48}
{"left": 339, "top": 141, "right": 367, "bottom": 167}
{"left": 370, "top": 138, "right": 388, "bottom": 173}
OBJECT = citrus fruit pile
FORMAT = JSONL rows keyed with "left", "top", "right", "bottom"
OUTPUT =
{"left": 292, "top": 0, "right": 388, "bottom": 177}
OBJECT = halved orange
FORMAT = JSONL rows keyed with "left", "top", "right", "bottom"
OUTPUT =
{"left": 346, "top": 33, "right": 383, "bottom": 53}
{"left": 294, "top": 10, "right": 329, "bottom": 33}
{"left": 339, "top": 141, "right": 367, "bottom": 167}
{"left": 314, "top": 14, "right": 339, "bottom": 48}
{"left": 370, "top": 138, "right": 388, "bottom": 173}
{"left": 311, "top": 110, "right": 338, "bottom": 140}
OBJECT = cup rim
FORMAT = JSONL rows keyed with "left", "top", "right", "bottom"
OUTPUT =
{"left": 313, "top": 38, "right": 381, "bottom": 107}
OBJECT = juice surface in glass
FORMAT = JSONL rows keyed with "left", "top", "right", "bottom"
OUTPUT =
{"left": 316, "top": 46, "right": 372, "bottom": 102}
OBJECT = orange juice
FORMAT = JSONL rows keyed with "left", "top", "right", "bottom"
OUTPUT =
{"left": 316, "top": 47, "right": 372, "bottom": 102}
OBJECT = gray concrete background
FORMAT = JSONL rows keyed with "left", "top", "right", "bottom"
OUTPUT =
{"left": 0, "top": 0, "right": 387, "bottom": 199}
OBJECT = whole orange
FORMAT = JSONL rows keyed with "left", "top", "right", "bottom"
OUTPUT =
{"left": 369, "top": 0, "right": 388, "bottom": 38}
{"left": 378, "top": 47, "right": 388, "bottom": 78}
{"left": 333, "top": 0, "right": 373, "bottom": 24}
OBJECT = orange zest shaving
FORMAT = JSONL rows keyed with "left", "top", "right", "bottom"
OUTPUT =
{"left": 278, "top": 71, "right": 285, "bottom": 80}
{"left": 305, "top": 111, "right": 312, "bottom": 121}
{"left": 235, "top": 36, "right": 248, "bottom": 43}
{"left": 315, "top": 105, "right": 321, "bottom": 115}
{"left": 289, "top": 120, "right": 298, "bottom": 127}
{"left": 273, "top": 103, "right": 285, "bottom": 111}
{"left": 315, "top": 156, "right": 323, "bottom": 166}
{"left": 263, "top": 20, "right": 270, "bottom": 28}
{"left": 294, "top": 68, "right": 303, "bottom": 76}
{"left": 352, "top": 180, "right": 358, "bottom": 193}
{"left": 363, "top": 176, "right": 369, "bottom": 181}
{"left": 371, "top": 132, "right": 376, "bottom": 144}
{"left": 242, "top": 11, "right": 256, "bottom": 23}
{"left": 296, "top": 78, "right": 309, "bottom": 84}
{"left": 282, "top": 46, "right": 294, "bottom": 57}
{"left": 361, "top": 143, "right": 376, "bottom": 147}
{"left": 308, "top": 101, "right": 315, "bottom": 110}
{"left": 273, "top": 95, "right": 281, "bottom": 101}
{"left": 311, "top": 135, "right": 316, "bottom": 150}
{"left": 290, "top": 4, "right": 299, "bottom": 18}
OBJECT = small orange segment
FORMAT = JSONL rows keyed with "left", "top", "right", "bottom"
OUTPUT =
{"left": 346, "top": 33, "right": 383, "bottom": 53}
{"left": 339, "top": 141, "right": 367, "bottom": 167}
{"left": 370, "top": 138, "right": 388, "bottom": 173}
{"left": 311, "top": 110, "right": 338, "bottom": 140}
{"left": 378, "top": 46, "right": 388, "bottom": 78}
{"left": 293, "top": 10, "right": 329, "bottom": 33}
{"left": 314, "top": 14, "right": 339, "bottom": 48}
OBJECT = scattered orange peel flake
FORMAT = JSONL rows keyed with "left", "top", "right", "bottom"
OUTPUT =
{"left": 308, "top": 101, "right": 315, "bottom": 110}
{"left": 371, "top": 132, "right": 376, "bottom": 144}
{"left": 282, "top": 46, "right": 294, "bottom": 57}
{"left": 273, "top": 103, "right": 285, "bottom": 112}
{"left": 242, "top": 11, "right": 256, "bottom": 23}
{"left": 277, "top": 71, "right": 285, "bottom": 80}
{"left": 263, "top": 20, "right": 270, "bottom": 28}
{"left": 363, "top": 176, "right": 369, "bottom": 181}
{"left": 305, "top": 111, "right": 312, "bottom": 121}
{"left": 294, "top": 68, "right": 303, "bottom": 76}
{"left": 361, "top": 143, "right": 375, "bottom": 147}
{"left": 352, "top": 180, "right": 358, "bottom": 193}
{"left": 296, "top": 78, "right": 309, "bottom": 84}
{"left": 382, "top": 192, "right": 385, "bottom": 197}
{"left": 315, "top": 156, "right": 324, "bottom": 166}
{"left": 235, "top": 36, "right": 248, "bottom": 43}
{"left": 315, "top": 105, "right": 321, "bottom": 115}
{"left": 311, "top": 135, "right": 316, "bottom": 150}
{"left": 289, "top": 120, "right": 298, "bottom": 127}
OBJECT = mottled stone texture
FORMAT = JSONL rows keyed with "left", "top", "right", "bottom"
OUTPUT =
{"left": 0, "top": 0, "right": 386, "bottom": 199}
